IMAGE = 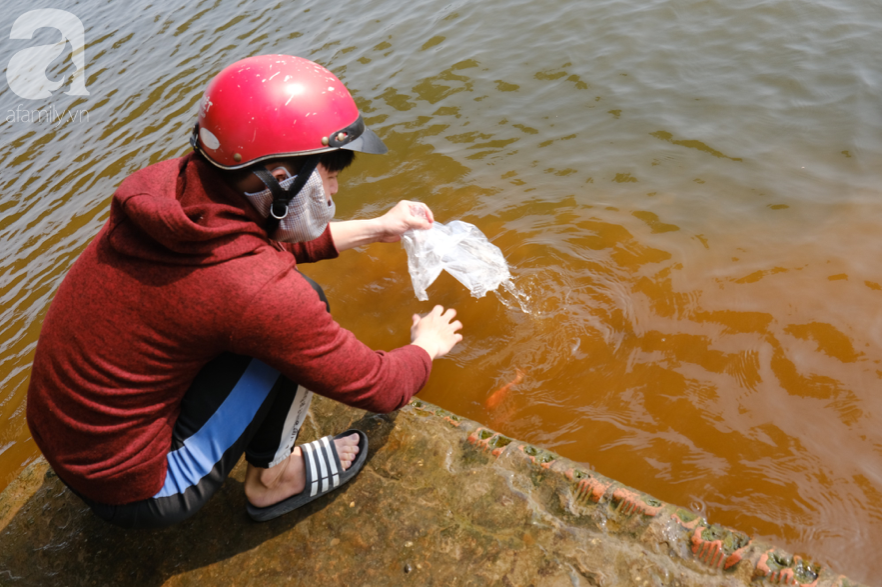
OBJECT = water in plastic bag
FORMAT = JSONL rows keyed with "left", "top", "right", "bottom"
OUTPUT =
{"left": 402, "top": 220, "right": 511, "bottom": 301}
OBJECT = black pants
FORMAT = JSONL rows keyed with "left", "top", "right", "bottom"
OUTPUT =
{"left": 70, "top": 274, "right": 328, "bottom": 529}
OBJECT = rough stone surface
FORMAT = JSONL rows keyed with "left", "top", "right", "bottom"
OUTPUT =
{"left": 0, "top": 397, "right": 868, "bottom": 587}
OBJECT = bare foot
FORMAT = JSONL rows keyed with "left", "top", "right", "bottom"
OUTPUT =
{"left": 245, "top": 433, "right": 360, "bottom": 508}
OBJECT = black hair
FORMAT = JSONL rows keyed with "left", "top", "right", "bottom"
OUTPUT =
{"left": 253, "top": 149, "right": 355, "bottom": 175}
{"left": 207, "top": 148, "right": 356, "bottom": 188}
{"left": 318, "top": 149, "right": 356, "bottom": 173}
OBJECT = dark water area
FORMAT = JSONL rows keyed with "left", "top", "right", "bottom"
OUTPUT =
{"left": 2, "top": 0, "right": 882, "bottom": 581}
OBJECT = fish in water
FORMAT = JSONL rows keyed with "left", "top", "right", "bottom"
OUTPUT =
{"left": 485, "top": 369, "right": 525, "bottom": 410}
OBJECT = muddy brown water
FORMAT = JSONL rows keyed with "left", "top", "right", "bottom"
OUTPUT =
{"left": 2, "top": 0, "right": 881, "bottom": 581}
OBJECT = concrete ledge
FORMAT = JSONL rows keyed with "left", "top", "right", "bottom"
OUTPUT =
{"left": 0, "top": 396, "right": 867, "bottom": 586}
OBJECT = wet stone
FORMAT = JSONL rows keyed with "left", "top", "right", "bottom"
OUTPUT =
{"left": 0, "top": 396, "right": 869, "bottom": 586}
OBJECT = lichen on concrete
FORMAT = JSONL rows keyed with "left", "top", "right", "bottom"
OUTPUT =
{"left": 0, "top": 396, "right": 868, "bottom": 586}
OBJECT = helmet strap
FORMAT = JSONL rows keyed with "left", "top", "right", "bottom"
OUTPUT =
{"left": 189, "top": 123, "right": 201, "bottom": 154}
{"left": 252, "top": 155, "right": 321, "bottom": 232}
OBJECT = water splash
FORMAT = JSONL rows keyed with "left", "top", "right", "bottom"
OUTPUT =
{"left": 494, "top": 277, "right": 536, "bottom": 315}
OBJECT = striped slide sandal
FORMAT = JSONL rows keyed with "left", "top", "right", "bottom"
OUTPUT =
{"left": 247, "top": 429, "right": 369, "bottom": 522}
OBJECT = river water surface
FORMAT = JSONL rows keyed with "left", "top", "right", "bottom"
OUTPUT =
{"left": 2, "top": 0, "right": 881, "bottom": 581}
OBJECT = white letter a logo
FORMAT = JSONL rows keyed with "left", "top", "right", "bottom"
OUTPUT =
{"left": 7, "top": 9, "right": 90, "bottom": 100}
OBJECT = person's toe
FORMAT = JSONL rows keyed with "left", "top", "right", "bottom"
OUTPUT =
{"left": 335, "top": 433, "right": 361, "bottom": 471}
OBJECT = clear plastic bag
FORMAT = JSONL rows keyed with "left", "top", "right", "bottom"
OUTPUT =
{"left": 402, "top": 220, "right": 511, "bottom": 301}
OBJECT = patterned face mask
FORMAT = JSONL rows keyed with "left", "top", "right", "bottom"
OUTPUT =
{"left": 244, "top": 167, "right": 335, "bottom": 243}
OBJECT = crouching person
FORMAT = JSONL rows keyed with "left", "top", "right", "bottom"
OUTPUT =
{"left": 26, "top": 55, "right": 462, "bottom": 529}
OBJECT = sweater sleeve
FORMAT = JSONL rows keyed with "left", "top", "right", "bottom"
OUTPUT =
{"left": 276, "top": 225, "right": 339, "bottom": 264}
{"left": 229, "top": 266, "right": 431, "bottom": 413}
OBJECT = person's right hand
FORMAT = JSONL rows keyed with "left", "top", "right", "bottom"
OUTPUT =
{"left": 374, "top": 200, "right": 434, "bottom": 243}
{"left": 410, "top": 305, "right": 463, "bottom": 359}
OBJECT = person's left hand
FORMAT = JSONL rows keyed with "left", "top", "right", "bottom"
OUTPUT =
{"left": 374, "top": 200, "right": 434, "bottom": 243}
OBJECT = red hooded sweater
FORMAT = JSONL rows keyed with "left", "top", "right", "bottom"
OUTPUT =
{"left": 26, "top": 153, "right": 431, "bottom": 505}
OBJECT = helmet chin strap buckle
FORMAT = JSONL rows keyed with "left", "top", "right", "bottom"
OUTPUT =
{"left": 270, "top": 202, "right": 288, "bottom": 219}
{"left": 251, "top": 155, "right": 322, "bottom": 226}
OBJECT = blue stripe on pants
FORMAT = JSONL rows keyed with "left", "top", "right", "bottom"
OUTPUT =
{"left": 154, "top": 359, "right": 280, "bottom": 498}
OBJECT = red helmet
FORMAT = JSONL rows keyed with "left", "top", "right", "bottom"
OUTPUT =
{"left": 191, "top": 54, "right": 386, "bottom": 170}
